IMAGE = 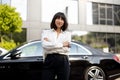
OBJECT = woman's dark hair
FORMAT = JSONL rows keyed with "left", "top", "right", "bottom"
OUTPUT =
{"left": 50, "top": 12, "right": 68, "bottom": 31}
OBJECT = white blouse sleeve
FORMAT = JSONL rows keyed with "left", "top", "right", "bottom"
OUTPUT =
{"left": 62, "top": 31, "right": 72, "bottom": 52}
{"left": 41, "top": 30, "right": 63, "bottom": 50}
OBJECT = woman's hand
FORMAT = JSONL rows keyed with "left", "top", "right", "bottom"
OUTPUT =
{"left": 63, "top": 41, "right": 70, "bottom": 48}
{"left": 44, "top": 37, "right": 50, "bottom": 42}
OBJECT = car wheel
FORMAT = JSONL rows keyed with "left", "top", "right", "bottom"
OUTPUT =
{"left": 84, "top": 66, "right": 106, "bottom": 80}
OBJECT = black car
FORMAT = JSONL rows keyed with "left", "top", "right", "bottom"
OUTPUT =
{"left": 0, "top": 47, "right": 8, "bottom": 55}
{"left": 0, "top": 40, "right": 120, "bottom": 80}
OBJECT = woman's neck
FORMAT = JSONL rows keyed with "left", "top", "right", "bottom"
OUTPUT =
{"left": 55, "top": 29, "right": 61, "bottom": 38}
{"left": 56, "top": 29, "right": 61, "bottom": 33}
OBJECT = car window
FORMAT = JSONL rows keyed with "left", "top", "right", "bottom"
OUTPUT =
{"left": 69, "top": 42, "right": 92, "bottom": 55}
{"left": 14, "top": 41, "right": 92, "bottom": 57}
{"left": 70, "top": 44, "right": 77, "bottom": 53}
{"left": 19, "top": 41, "right": 43, "bottom": 57}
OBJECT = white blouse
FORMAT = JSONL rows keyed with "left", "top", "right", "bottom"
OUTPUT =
{"left": 41, "top": 29, "right": 71, "bottom": 57}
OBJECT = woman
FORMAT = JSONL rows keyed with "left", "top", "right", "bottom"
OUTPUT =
{"left": 41, "top": 12, "right": 71, "bottom": 80}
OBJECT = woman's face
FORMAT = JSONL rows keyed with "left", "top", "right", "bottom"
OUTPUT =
{"left": 55, "top": 17, "right": 64, "bottom": 29}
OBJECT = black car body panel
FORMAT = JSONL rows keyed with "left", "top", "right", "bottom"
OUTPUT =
{"left": 0, "top": 40, "right": 119, "bottom": 80}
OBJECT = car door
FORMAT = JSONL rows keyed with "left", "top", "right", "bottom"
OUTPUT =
{"left": 0, "top": 41, "right": 43, "bottom": 80}
{"left": 69, "top": 42, "right": 93, "bottom": 80}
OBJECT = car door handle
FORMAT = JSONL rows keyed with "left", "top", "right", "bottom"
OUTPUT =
{"left": 82, "top": 56, "right": 88, "bottom": 59}
{"left": 37, "top": 58, "right": 43, "bottom": 61}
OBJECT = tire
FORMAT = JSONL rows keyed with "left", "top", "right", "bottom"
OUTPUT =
{"left": 84, "top": 66, "right": 106, "bottom": 80}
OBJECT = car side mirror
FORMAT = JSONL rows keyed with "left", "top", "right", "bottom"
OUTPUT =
{"left": 10, "top": 49, "right": 22, "bottom": 59}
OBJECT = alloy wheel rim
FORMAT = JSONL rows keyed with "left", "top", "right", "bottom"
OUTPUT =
{"left": 87, "top": 68, "right": 104, "bottom": 80}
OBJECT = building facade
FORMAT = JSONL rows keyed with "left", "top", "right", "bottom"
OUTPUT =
{"left": 24, "top": 0, "right": 120, "bottom": 40}
{"left": 1, "top": 0, "right": 120, "bottom": 53}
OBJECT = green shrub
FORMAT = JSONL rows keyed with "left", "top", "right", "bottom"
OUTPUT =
{"left": 0, "top": 39, "right": 19, "bottom": 50}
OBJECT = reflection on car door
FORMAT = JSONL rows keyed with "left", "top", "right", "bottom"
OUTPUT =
{"left": 0, "top": 42, "right": 43, "bottom": 80}
{"left": 69, "top": 43, "right": 93, "bottom": 80}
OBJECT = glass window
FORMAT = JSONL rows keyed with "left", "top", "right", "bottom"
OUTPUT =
{"left": 19, "top": 42, "right": 43, "bottom": 57}
{"left": 70, "top": 43, "right": 92, "bottom": 55}
{"left": 70, "top": 44, "right": 77, "bottom": 53}
{"left": 41, "top": 0, "right": 78, "bottom": 24}
{"left": 115, "top": 33, "right": 120, "bottom": 53}
{"left": 100, "top": 8, "right": 105, "bottom": 18}
{"left": 100, "top": 20, "right": 106, "bottom": 24}
{"left": 88, "top": 2, "right": 120, "bottom": 26}
{"left": 72, "top": 31, "right": 120, "bottom": 54}
{"left": 92, "top": 2, "right": 98, "bottom": 24}
{"left": 114, "top": 5, "right": 120, "bottom": 25}
{"left": 107, "top": 20, "right": 112, "bottom": 25}
{"left": 77, "top": 45, "right": 89, "bottom": 55}
{"left": 107, "top": 8, "right": 112, "bottom": 19}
